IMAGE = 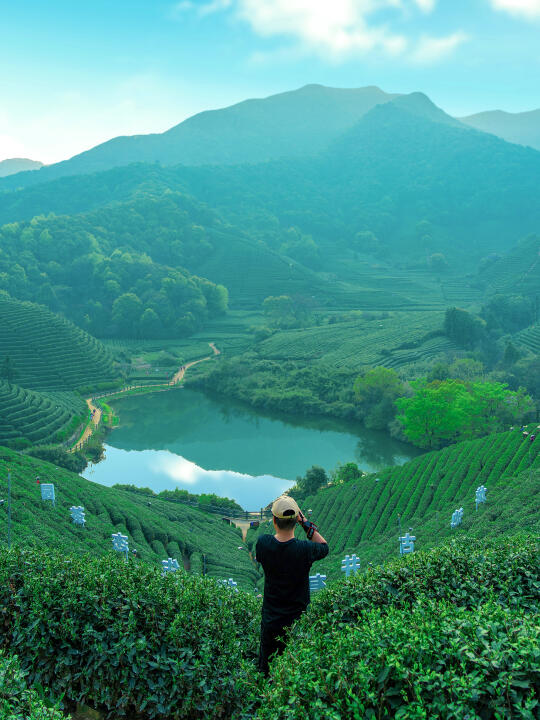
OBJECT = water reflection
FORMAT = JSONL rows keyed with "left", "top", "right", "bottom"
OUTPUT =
{"left": 87, "top": 445, "right": 293, "bottom": 510}
{"left": 83, "top": 389, "right": 421, "bottom": 508}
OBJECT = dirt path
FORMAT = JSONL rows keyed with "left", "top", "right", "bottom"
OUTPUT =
{"left": 70, "top": 399, "right": 101, "bottom": 452}
{"left": 232, "top": 519, "right": 252, "bottom": 542}
{"left": 170, "top": 342, "right": 220, "bottom": 384}
{"left": 69, "top": 342, "right": 219, "bottom": 452}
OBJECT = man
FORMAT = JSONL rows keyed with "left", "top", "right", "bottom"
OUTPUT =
{"left": 255, "top": 495, "right": 328, "bottom": 676}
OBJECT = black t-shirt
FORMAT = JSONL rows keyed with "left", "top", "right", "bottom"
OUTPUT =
{"left": 255, "top": 534, "right": 329, "bottom": 626}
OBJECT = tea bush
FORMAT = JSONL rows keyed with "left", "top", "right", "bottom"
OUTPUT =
{"left": 0, "top": 548, "right": 262, "bottom": 719}
{"left": 306, "top": 535, "right": 540, "bottom": 623}
{"left": 0, "top": 651, "right": 66, "bottom": 720}
{"left": 256, "top": 600, "right": 539, "bottom": 720}
{"left": 255, "top": 535, "right": 540, "bottom": 720}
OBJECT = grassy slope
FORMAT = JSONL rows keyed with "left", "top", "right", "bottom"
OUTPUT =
{"left": 0, "top": 447, "right": 259, "bottom": 588}
{"left": 247, "top": 426, "right": 540, "bottom": 581}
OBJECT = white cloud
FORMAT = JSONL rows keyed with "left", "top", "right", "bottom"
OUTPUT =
{"left": 413, "top": 0, "right": 436, "bottom": 11}
{"left": 490, "top": 0, "right": 540, "bottom": 18}
{"left": 410, "top": 31, "right": 468, "bottom": 64}
{"left": 235, "top": 0, "right": 406, "bottom": 57}
{"left": 178, "top": 0, "right": 464, "bottom": 63}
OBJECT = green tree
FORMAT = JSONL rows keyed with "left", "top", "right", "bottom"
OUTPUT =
{"left": 298, "top": 466, "right": 328, "bottom": 495}
{"left": 503, "top": 341, "right": 520, "bottom": 368}
{"left": 444, "top": 307, "right": 485, "bottom": 349}
{"left": 335, "top": 462, "right": 362, "bottom": 484}
{"left": 396, "top": 380, "right": 472, "bottom": 449}
{"left": 354, "top": 367, "right": 405, "bottom": 430}
{"left": 396, "top": 379, "right": 534, "bottom": 448}
{"left": 481, "top": 294, "right": 535, "bottom": 334}
{"left": 448, "top": 358, "right": 484, "bottom": 381}
{"left": 140, "top": 308, "right": 161, "bottom": 338}
{"left": 262, "top": 295, "right": 295, "bottom": 327}
{"left": 111, "top": 292, "right": 143, "bottom": 336}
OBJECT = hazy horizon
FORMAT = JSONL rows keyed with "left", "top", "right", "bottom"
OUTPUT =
{"left": 2, "top": 0, "right": 540, "bottom": 164}
{"left": 2, "top": 81, "right": 540, "bottom": 168}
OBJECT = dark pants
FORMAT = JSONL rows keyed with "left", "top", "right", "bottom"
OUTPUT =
{"left": 258, "top": 618, "right": 297, "bottom": 676}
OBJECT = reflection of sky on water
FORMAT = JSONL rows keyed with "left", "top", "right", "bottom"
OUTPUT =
{"left": 84, "top": 390, "right": 421, "bottom": 509}
{"left": 84, "top": 445, "right": 293, "bottom": 510}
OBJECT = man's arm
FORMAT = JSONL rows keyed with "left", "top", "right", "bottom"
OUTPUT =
{"left": 297, "top": 510, "right": 327, "bottom": 544}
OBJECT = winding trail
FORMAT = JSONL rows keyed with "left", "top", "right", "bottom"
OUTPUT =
{"left": 69, "top": 342, "right": 219, "bottom": 452}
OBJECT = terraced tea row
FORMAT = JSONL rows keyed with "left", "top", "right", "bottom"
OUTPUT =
{"left": 0, "top": 382, "right": 86, "bottom": 447}
{"left": 0, "top": 295, "right": 119, "bottom": 391}
{"left": 480, "top": 235, "right": 540, "bottom": 295}
{"left": 0, "top": 448, "right": 258, "bottom": 587}
{"left": 258, "top": 311, "right": 445, "bottom": 369}
{"left": 515, "top": 323, "right": 540, "bottom": 353}
{"left": 382, "top": 335, "right": 458, "bottom": 368}
{"left": 248, "top": 426, "right": 539, "bottom": 580}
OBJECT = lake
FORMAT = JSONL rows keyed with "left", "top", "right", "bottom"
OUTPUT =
{"left": 83, "top": 388, "right": 421, "bottom": 509}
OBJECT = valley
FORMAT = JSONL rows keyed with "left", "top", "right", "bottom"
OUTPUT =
{"left": 1, "top": 79, "right": 539, "bottom": 719}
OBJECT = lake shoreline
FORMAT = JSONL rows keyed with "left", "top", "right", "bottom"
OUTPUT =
{"left": 84, "top": 387, "right": 422, "bottom": 509}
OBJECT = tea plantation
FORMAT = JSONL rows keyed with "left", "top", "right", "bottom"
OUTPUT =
{"left": 479, "top": 233, "right": 540, "bottom": 296}
{"left": 257, "top": 311, "right": 448, "bottom": 370}
{"left": 247, "top": 425, "right": 539, "bottom": 580}
{"left": 0, "top": 447, "right": 258, "bottom": 587}
{"left": 516, "top": 323, "right": 540, "bottom": 355}
{"left": 0, "top": 381, "right": 86, "bottom": 448}
{"left": 0, "top": 294, "right": 119, "bottom": 391}
{"left": 0, "top": 535, "right": 537, "bottom": 719}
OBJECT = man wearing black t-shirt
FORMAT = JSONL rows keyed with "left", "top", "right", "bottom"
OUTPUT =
{"left": 255, "top": 495, "right": 329, "bottom": 676}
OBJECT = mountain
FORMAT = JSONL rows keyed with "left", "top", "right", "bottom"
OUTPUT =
{"left": 460, "top": 109, "right": 540, "bottom": 151}
{"left": 0, "top": 158, "right": 42, "bottom": 177}
{"left": 0, "top": 84, "right": 400, "bottom": 189}
{"left": 0, "top": 93, "right": 539, "bottom": 329}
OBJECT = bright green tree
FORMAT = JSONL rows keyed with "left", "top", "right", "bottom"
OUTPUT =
{"left": 140, "top": 308, "right": 161, "bottom": 338}
{"left": 396, "top": 380, "right": 472, "bottom": 448}
{"left": 397, "top": 379, "right": 534, "bottom": 448}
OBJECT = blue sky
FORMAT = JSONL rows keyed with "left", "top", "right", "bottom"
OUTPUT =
{"left": 1, "top": 0, "right": 539, "bottom": 163}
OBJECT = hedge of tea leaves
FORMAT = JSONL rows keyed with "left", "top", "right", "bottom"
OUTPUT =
{"left": 0, "top": 650, "right": 66, "bottom": 720}
{"left": 255, "top": 535, "right": 540, "bottom": 720}
{"left": 0, "top": 548, "right": 262, "bottom": 720}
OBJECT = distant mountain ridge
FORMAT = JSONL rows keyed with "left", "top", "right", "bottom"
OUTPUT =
{"left": 460, "top": 108, "right": 540, "bottom": 151}
{"left": 2, "top": 86, "right": 539, "bottom": 191}
{"left": 0, "top": 158, "right": 43, "bottom": 177}
{"left": 0, "top": 84, "right": 404, "bottom": 188}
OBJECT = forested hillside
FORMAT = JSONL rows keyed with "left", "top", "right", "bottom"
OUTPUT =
{"left": 0, "top": 199, "right": 230, "bottom": 336}
{"left": 0, "top": 158, "right": 42, "bottom": 177}
{"left": 2, "top": 96, "right": 540, "bottom": 275}
{"left": 461, "top": 108, "right": 540, "bottom": 151}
